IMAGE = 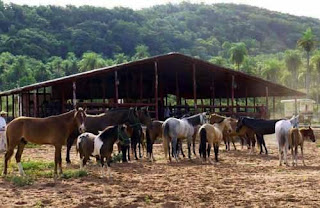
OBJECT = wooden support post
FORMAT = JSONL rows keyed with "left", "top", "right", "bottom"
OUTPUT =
{"left": 36, "top": 89, "right": 39, "bottom": 116}
{"left": 61, "top": 89, "right": 65, "bottom": 113}
{"left": 140, "top": 69, "right": 143, "bottom": 101}
{"left": 245, "top": 87, "right": 248, "bottom": 112}
{"left": 102, "top": 81, "right": 106, "bottom": 104}
{"left": 154, "top": 61, "right": 159, "bottom": 120}
{"left": 294, "top": 97, "right": 297, "bottom": 115}
{"left": 126, "top": 71, "right": 129, "bottom": 100}
{"left": 211, "top": 74, "right": 215, "bottom": 112}
{"left": 192, "top": 63, "right": 197, "bottom": 112}
{"left": 26, "top": 93, "right": 30, "bottom": 116}
{"left": 175, "top": 72, "right": 180, "bottom": 105}
{"left": 273, "top": 96, "right": 276, "bottom": 118}
{"left": 114, "top": 71, "right": 119, "bottom": 107}
{"left": 33, "top": 92, "right": 37, "bottom": 117}
{"left": 253, "top": 97, "right": 256, "bottom": 113}
{"left": 231, "top": 75, "right": 235, "bottom": 115}
{"left": 0, "top": 96, "right": 2, "bottom": 111}
{"left": 73, "top": 81, "right": 77, "bottom": 109}
{"left": 12, "top": 94, "right": 14, "bottom": 118}
{"left": 19, "top": 94, "right": 22, "bottom": 117}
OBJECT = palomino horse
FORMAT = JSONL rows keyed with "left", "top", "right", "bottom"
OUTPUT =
{"left": 3, "top": 108, "right": 86, "bottom": 177}
{"left": 66, "top": 107, "right": 140, "bottom": 163}
{"left": 162, "top": 113, "right": 207, "bottom": 161}
{"left": 236, "top": 117, "right": 281, "bottom": 154}
{"left": 199, "top": 117, "right": 233, "bottom": 163}
{"left": 92, "top": 125, "right": 128, "bottom": 178}
{"left": 288, "top": 126, "right": 315, "bottom": 166}
{"left": 275, "top": 115, "right": 299, "bottom": 166}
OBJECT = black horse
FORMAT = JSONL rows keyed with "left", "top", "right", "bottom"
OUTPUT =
{"left": 236, "top": 117, "right": 280, "bottom": 154}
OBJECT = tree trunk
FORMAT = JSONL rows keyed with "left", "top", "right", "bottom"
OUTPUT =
{"left": 306, "top": 51, "right": 310, "bottom": 98}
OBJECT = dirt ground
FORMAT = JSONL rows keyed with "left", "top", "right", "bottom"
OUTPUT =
{"left": 1, "top": 134, "right": 320, "bottom": 208}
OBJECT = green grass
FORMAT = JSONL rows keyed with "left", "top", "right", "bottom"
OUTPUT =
{"left": 111, "top": 153, "right": 123, "bottom": 163}
{"left": 61, "top": 170, "right": 88, "bottom": 179}
{"left": 4, "top": 175, "right": 34, "bottom": 187}
{"left": 1, "top": 160, "right": 88, "bottom": 186}
{"left": 25, "top": 143, "right": 40, "bottom": 148}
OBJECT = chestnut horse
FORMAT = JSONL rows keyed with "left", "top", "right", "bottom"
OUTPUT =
{"left": 3, "top": 108, "right": 86, "bottom": 177}
{"left": 288, "top": 127, "right": 315, "bottom": 166}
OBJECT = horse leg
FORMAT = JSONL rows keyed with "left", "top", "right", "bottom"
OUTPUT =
{"left": 278, "top": 146, "right": 283, "bottom": 166}
{"left": 291, "top": 145, "right": 295, "bottom": 166}
{"left": 54, "top": 145, "right": 63, "bottom": 177}
{"left": 301, "top": 145, "right": 305, "bottom": 166}
{"left": 224, "top": 140, "right": 227, "bottom": 150}
{"left": 138, "top": 141, "right": 142, "bottom": 158}
{"left": 106, "top": 153, "right": 112, "bottom": 179}
{"left": 207, "top": 143, "right": 212, "bottom": 164}
{"left": 172, "top": 137, "right": 178, "bottom": 161}
{"left": 284, "top": 144, "right": 288, "bottom": 166}
{"left": 66, "top": 136, "right": 75, "bottom": 164}
{"left": 192, "top": 136, "right": 196, "bottom": 156}
{"left": 100, "top": 155, "right": 105, "bottom": 177}
{"left": 187, "top": 137, "right": 192, "bottom": 160}
{"left": 121, "top": 145, "right": 128, "bottom": 163}
{"left": 214, "top": 144, "right": 219, "bottom": 162}
{"left": 232, "top": 139, "right": 237, "bottom": 150}
{"left": 261, "top": 136, "right": 268, "bottom": 155}
{"left": 15, "top": 140, "right": 27, "bottom": 176}
{"left": 294, "top": 146, "right": 298, "bottom": 166}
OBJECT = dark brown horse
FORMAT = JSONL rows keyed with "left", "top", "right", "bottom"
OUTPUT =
{"left": 66, "top": 107, "right": 139, "bottom": 163}
{"left": 146, "top": 120, "right": 164, "bottom": 161}
{"left": 3, "top": 108, "right": 86, "bottom": 177}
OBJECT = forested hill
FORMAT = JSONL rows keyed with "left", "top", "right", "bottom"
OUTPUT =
{"left": 0, "top": 1, "right": 319, "bottom": 61}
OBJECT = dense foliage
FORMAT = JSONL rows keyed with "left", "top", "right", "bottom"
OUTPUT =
{"left": 0, "top": 1, "right": 320, "bottom": 101}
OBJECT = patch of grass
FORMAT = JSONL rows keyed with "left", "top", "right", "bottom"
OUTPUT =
{"left": 25, "top": 143, "right": 40, "bottom": 148}
{"left": 34, "top": 200, "right": 44, "bottom": 208}
{"left": 61, "top": 170, "right": 88, "bottom": 179}
{"left": 4, "top": 175, "right": 34, "bottom": 187}
{"left": 22, "top": 160, "right": 54, "bottom": 171}
{"left": 316, "top": 144, "right": 320, "bottom": 148}
{"left": 144, "top": 195, "right": 152, "bottom": 204}
{"left": 111, "top": 153, "right": 122, "bottom": 163}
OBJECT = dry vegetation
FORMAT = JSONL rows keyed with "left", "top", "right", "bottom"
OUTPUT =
{"left": 1, "top": 133, "right": 320, "bottom": 207}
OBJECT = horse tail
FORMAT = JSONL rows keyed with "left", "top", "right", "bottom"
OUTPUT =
{"left": 163, "top": 123, "right": 170, "bottom": 140}
{"left": 162, "top": 123, "right": 170, "bottom": 160}
{"left": 199, "top": 127, "right": 207, "bottom": 158}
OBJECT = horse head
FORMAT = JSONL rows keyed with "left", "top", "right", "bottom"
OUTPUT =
{"left": 307, "top": 126, "right": 316, "bottom": 142}
{"left": 75, "top": 107, "right": 87, "bottom": 133}
{"left": 290, "top": 114, "right": 299, "bottom": 128}
{"left": 128, "top": 107, "right": 140, "bottom": 125}
{"left": 236, "top": 117, "right": 244, "bottom": 133}
{"left": 138, "top": 107, "right": 152, "bottom": 126}
{"left": 224, "top": 118, "right": 233, "bottom": 134}
{"left": 200, "top": 112, "right": 208, "bottom": 124}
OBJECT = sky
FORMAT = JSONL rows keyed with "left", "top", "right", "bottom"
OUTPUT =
{"left": 2, "top": 0, "right": 320, "bottom": 20}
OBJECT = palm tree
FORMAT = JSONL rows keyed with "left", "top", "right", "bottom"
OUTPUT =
{"left": 261, "top": 59, "right": 283, "bottom": 83}
{"left": 311, "top": 51, "right": 320, "bottom": 103}
{"left": 229, "top": 42, "right": 247, "bottom": 71}
{"left": 297, "top": 28, "right": 316, "bottom": 96}
{"left": 79, "top": 52, "right": 105, "bottom": 72}
{"left": 284, "top": 50, "right": 302, "bottom": 89}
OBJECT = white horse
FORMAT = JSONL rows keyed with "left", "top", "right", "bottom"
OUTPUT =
{"left": 275, "top": 115, "right": 299, "bottom": 166}
{"left": 162, "top": 113, "right": 207, "bottom": 161}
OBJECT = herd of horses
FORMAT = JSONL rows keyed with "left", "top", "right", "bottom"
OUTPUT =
{"left": 1, "top": 107, "right": 317, "bottom": 179}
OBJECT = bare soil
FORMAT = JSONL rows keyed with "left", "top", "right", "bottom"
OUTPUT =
{"left": 1, "top": 134, "right": 320, "bottom": 208}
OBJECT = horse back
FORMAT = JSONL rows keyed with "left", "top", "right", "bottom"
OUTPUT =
{"left": 7, "top": 116, "right": 70, "bottom": 145}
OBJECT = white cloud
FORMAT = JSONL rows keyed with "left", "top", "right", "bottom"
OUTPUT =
{"left": 3, "top": 0, "right": 320, "bottom": 19}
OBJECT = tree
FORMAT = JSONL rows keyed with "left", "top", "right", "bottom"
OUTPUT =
{"left": 297, "top": 28, "right": 316, "bottom": 96}
{"left": 261, "top": 58, "right": 283, "bottom": 83}
{"left": 311, "top": 51, "right": 320, "bottom": 103}
{"left": 209, "top": 56, "right": 227, "bottom": 67}
{"left": 78, "top": 52, "right": 105, "bottom": 72}
{"left": 229, "top": 42, "right": 248, "bottom": 71}
{"left": 284, "top": 50, "right": 302, "bottom": 89}
{"left": 131, "top": 44, "right": 150, "bottom": 61}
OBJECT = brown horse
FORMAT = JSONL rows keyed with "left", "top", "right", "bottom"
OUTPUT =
{"left": 146, "top": 120, "right": 164, "bottom": 161}
{"left": 3, "top": 108, "right": 86, "bottom": 177}
{"left": 288, "top": 127, "right": 316, "bottom": 166}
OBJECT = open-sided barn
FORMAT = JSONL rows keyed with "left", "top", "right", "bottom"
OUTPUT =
{"left": 0, "top": 53, "right": 304, "bottom": 120}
